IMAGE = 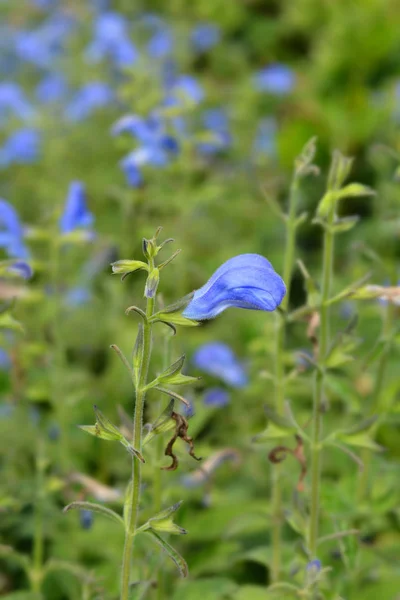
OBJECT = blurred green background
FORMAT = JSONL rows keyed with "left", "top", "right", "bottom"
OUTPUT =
{"left": 1, "top": 1, "right": 400, "bottom": 599}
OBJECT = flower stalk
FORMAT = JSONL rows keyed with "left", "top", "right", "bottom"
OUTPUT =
{"left": 120, "top": 258, "right": 155, "bottom": 600}
{"left": 270, "top": 138, "right": 318, "bottom": 583}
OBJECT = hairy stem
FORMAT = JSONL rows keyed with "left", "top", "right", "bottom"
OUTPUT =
{"left": 270, "top": 177, "right": 299, "bottom": 583}
{"left": 308, "top": 208, "right": 335, "bottom": 558}
{"left": 120, "top": 264, "right": 155, "bottom": 600}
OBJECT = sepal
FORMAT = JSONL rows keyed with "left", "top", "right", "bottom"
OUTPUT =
{"left": 111, "top": 260, "right": 149, "bottom": 279}
{"left": 79, "top": 406, "right": 144, "bottom": 462}
{"left": 136, "top": 501, "right": 187, "bottom": 536}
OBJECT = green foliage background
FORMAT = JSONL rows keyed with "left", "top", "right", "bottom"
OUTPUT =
{"left": 1, "top": 1, "right": 400, "bottom": 599}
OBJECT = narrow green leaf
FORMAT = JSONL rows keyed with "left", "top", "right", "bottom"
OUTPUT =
{"left": 63, "top": 501, "right": 124, "bottom": 527}
{"left": 327, "top": 150, "right": 353, "bottom": 191}
{"left": 294, "top": 136, "right": 319, "bottom": 178}
{"left": 0, "top": 312, "right": 24, "bottom": 334}
{"left": 336, "top": 183, "right": 375, "bottom": 200}
{"left": 331, "top": 216, "right": 360, "bottom": 233}
{"left": 151, "top": 314, "right": 199, "bottom": 327}
{"left": 146, "top": 530, "right": 188, "bottom": 577}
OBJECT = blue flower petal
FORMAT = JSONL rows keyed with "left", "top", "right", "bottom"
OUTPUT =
{"left": 182, "top": 254, "right": 286, "bottom": 320}
{"left": 203, "top": 387, "right": 230, "bottom": 407}
{"left": 60, "top": 182, "right": 94, "bottom": 234}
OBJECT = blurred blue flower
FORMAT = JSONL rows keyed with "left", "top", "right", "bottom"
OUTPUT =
{"left": 15, "top": 14, "right": 75, "bottom": 69}
{"left": 203, "top": 387, "right": 230, "bottom": 407}
{"left": 48, "top": 423, "right": 60, "bottom": 441}
{"left": 0, "top": 199, "right": 28, "bottom": 258}
{"left": 31, "top": 0, "right": 59, "bottom": 8}
{"left": 166, "top": 74, "right": 204, "bottom": 107}
{"left": 36, "top": 73, "right": 67, "bottom": 104}
{"left": 306, "top": 559, "right": 322, "bottom": 572}
{"left": 65, "top": 286, "right": 91, "bottom": 307}
{"left": 6, "top": 260, "right": 33, "bottom": 280}
{"left": 193, "top": 341, "right": 247, "bottom": 387}
{"left": 60, "top": 182, "right": 94, "bottom": 234}
{"left": 86, "top": 12, "right": 137, "bottom": 67}
{"left": 0, "top": 83, "right": 35, "bottom": 123}
{"left": 191, "top": 24, "right": 220, "bottom": 53}
{"left": 197, "top": 108, "right": 231, "bottom": 155}
{"left": 65, "top": 82, "right": 114, "bottom": 122}
{"left": 147, "top": 28, "right": 173, "bottom": 59}
{"left": 114, "top": 113, "right": 179, "bottom": 187}
{"left": 253, "top": 117, "right": 276, "bottom": 156}
{"left": 183, "top": 254, "right": 286, "bottom": 320}
{"left": 254, "top": 64, "right": 295, "bottom": 95}
{"left": 80, "top": 509, "right": 94, "bottom": 530}
{"left": 0, "top": 349, "right": 11, "bottom": 371}
{"left": 0, "top": 129, "right": 40, "bottom": 167}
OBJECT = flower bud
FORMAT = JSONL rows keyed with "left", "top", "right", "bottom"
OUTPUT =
{"left": 144, "top": 268, "right": 160, "bottom": 299}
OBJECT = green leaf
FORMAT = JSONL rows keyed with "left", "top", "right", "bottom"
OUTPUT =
{"left": 63, "top": 501, "right": 124, "bottom": 527}
{"left": 146, "top": 530, "right": 188, "bottom": 577}
{"left": 132, "top": 324, "right": 144, "bottom": 388}
{"left": 336, "top": 183, "right": 375, "bottom": 200}
{"left": 0, "top": 312, "right": 24, "bottom": 334}
{"left": 253, "top": 405, "right": 296, "bottom": 441}
{"left": 330, "top": 216, "right": 360, "bottom": 233}
{"left": 297, "top": 260, "right": 320, "bottom": 308}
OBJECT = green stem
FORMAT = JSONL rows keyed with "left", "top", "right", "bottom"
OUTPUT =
{"left": 120, "top": 265, "right": 155, "bottom": 600}
{"left": 308, "top": 210, "right": 335, "bottom": 558}
{"left": 270, "top": 177, "right": 299, "bottom": 583}
{"left": 152, "top": 334, "right": 172, "bottom": 600}
{"left": 31, "top": 444, "right": 46, "bottom": 593}
{"left": 50, "top": 237, "right": 68, "bottom": 469}
{"left": 357, "top": 301, "right": 394, "bottom": 501}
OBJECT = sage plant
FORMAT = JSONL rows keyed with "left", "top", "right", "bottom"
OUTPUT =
{"left": 65, "top": 228, "right": 202, "bottom": 600}
{"left": 65, "top": 235, "right": 286, "bottom": 599}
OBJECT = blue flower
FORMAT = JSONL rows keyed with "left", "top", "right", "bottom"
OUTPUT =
{"left": 0, "top": 200, "right": 29, "bottom": 258}
{"left": 59, "top": 182, "right": 94, "bottom": 234}
{"left": 182, "top": 254, "right": 286, "bottom": 320}
{"left": 306, "top": 559, "right": 322, "bottom": 572}
{"left": 0, "top": 129, "right": 40, "bottom": 167}
{"left": 147, "top": 28, "right": 173, "bottom": 59}
{"left": 0, "top": 83, "right": 35, "bottom": 123}
{"left": 193, "top": 342, "right": 247, "bottom": 387}
{"left": 197, "top": 108, "right": 231, "bottom": 155}
{"left": 6, "top": 260, "right": 33, "bottom": 280}
{"left": 114, "top": 113, "right": 179, "bottom": 187}
{"left": 86, "top": 12, "right": 137, "bottom": 67}
{"left": 35, "top": 73, "right": 67, "bottom": 104}
{"left": 0, "top": 350, "right": 11, "bottom": 371}
{"left": 65, "top": 82, "right": 114, "bottom": 122}
{"left": 15, "top": 14, "right": 75, "bottom": 69}
{"left": 191, "top": 24, "right": 220, "bottom": 53}
{"left": 166, "top": 75, "right": 204, "bottom": 107}
{"left": 254, "top": 64, "right": 295, "bottom": 95}
{"left": 65, "top": 286, "right": 91, "bottom": 307}
{"left": 203, "top": 387, "right": 230, "bottom": 407}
